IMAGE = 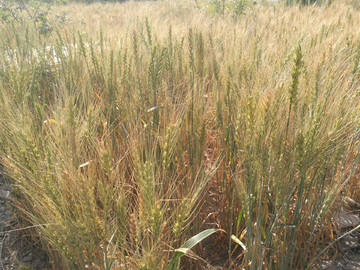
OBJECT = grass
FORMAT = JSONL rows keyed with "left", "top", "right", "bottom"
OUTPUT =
{"left": 0, "top": 0, "right": 360, "bottom": 269}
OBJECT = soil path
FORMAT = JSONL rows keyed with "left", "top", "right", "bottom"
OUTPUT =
{"left": 319, "top": 221, "right": 360, "bottom": 270}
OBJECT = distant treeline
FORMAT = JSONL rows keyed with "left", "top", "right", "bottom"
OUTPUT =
{"left": 8, "top": 0, "right": 333, "bottom": 6}
{"left": 8, "top": 0, "right": 331, "bottom": 5}
{"left": 9, "top": 0, "right": 143, "bottom": 4}
{"left": 67, "top": 0, "right": 136, "bottom": 3}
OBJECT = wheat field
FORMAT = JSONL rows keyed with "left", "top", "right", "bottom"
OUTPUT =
{"left": 0, "top": 0, "right": 360, "bottom": 269}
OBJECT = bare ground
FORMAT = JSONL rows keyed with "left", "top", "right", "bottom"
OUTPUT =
{"left": 0, "top": 172, "right": 52, "bottom": 270}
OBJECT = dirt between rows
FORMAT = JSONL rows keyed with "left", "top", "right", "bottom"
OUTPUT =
{"left": 319, "top": 230, "right": 360, "bottom": 270}
{"left": 0, "top": 172, "right": 51, "bottom": 270}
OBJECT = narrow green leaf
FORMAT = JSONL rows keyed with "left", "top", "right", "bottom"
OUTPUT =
{"left": 236, "top": 209, "right": 244, "bottom": 235}
{"left": 168, "top": 228, "right": 223, "bottom": 270}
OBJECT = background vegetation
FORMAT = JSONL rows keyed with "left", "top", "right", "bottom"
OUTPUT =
{"left": 0, "top": 0, "right": 359, "bottom": 269}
